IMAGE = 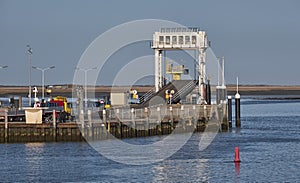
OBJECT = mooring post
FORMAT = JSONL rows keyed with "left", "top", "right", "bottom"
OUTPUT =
{"left": 181, "top": 105, "right": 186, "bottom": 130}
{"left": 235, "top": 77, "right": 241, "bottom": 128}
{"left": 87, "top": 110, "right": 92, "bottom": 138}
{"left": 103, "top": 109, "right": 108, "bottom": 135}
{"left": 107, "top": 122, "right": 111, "bottom": 136}
{"left": 204, "top": 105, "right": 207, "bottom": 122}
{"left": 131, "top": 108, "right": 136, "bottom": 137}
{"left": 116, "top": 108, "right": 122, "bottom": 138}
{"left": 145, "top": 107, "right": 149, "bottom": 136}
{"left": 235, "top": 94, "right": 241, "bottom": 128}
{"left": 193, "top": 105, "right": 196, "bottom": 129}
{"left": 52, "top": 109, "right": 56, "bottom": 140}
{"left": 4, "top": 109, "right": 8, "bottom": 142}
{"left": 227, "top": 96, "right": 232, "bottom": 128}
{"left": 169, "top": 106, "right": 174, "bottom": 131}
{"left": 80, "top": 109, "right": 85, "bottom": 137}
{"left": 187, "top": 108, "right": 192, "bottom": 126}
{"left": 157, "top": 107, "right": 161, "bottom": 135}
{"left": 221, "top": 103, "right": 229, "bottom": 131}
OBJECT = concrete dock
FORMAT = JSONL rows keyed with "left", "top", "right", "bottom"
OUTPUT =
{"left": 0, "top": 104, "right": 228, "bottom": 143}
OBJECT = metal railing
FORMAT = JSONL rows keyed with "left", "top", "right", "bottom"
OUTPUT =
{"left": 105, "top": 104, "right": 223, "bottom": 123}
{"left": 139, "top": 88, "right": 156, "bottom": 104}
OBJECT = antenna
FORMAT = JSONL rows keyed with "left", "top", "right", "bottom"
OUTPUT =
{"left": 222, "top": 56, "right": 224, "bottom": 86}
{"left": 217, "top": 57, "right": 220, "bottom": 86}
{"left": 236, "top": 77, "right": 239, "bottom": 93}
{"left": 235, "top": 77, "right": 240, "bottom": 99}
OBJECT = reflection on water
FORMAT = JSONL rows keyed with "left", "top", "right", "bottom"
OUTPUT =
{"left": 152, "top": 159, "right": 209, "bottom": 182}
{"left": 235, "top": 162, "right": 240, "bottom": 175}
{"left": 24, "top": 143, "right": 45, "bottom": 182}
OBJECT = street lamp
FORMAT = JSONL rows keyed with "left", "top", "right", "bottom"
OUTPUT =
{"left": 27, "top": 45, "right": 33, "bottom": 106}
{"left": 32, "top": 66, "right": 55, "bottom": 99}
{"left": 76, "top": 67, "right": 97, "bottom": 108}
{"left": 0, "top": 66, "right": 8, "bottom": 84}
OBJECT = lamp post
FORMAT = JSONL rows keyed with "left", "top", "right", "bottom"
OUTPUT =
{"left": 27, "top": 45, "right": 33, "bottom": 106}
{"left": 0, "top": 66, "right": 8, "bottom": 83}
{"left": 32, "top": 66, "right": 55, "bottom": 99}
{"left": 76, "top": 67, "right": 97, "bottom": 108}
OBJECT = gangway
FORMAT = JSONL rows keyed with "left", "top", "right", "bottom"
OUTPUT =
{"left": 139, "top": 80, "right": 198, "bottom": 107}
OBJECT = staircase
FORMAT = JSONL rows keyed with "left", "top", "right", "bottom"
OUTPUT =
{"left": 138, "top": 88, "right": 155, "bottom": 104}
{"left": 139, "top": 80, "right": 198, "bottom": 107}
{"left": 172, "top": 80, "right": 198, "bottom": 104}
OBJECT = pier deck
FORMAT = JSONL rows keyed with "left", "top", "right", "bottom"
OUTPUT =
{"left": 0, "top": 104, "right": 228, "bottom": 143}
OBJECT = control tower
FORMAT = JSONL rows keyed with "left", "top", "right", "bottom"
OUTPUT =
{"left": 151, "top": 27, "right": 209, "bottom": 103}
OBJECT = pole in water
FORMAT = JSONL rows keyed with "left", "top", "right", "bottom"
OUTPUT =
{"left": 234, "top": 146, "right": 241, "bottom": 163}
{"left": 235, "top": 77, "right": 241, "bottom": 128}
{"left": 206, "top": 79, "right": 211, "bottom": 105}
{"left": 227, "top": 96, "right": 232, "bottom": 128}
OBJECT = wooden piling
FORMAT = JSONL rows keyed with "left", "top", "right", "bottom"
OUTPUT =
{"left": 193, "top": 105, "right": 197, "bottom": 129}
{"left": 131, "top": 108, "right": 136, "bottom": 137}
{"left": 102, "top": 109, "right": 109, "bottom": 137}
{"left": 52, "top": 110, "right": 56, "bottom": 140}
{"left": 169, "top": 106, "right": 174, "bottom": 130}
{"left": 221, "top": 103, "right": 228, "bottom": 131}
{"left": 180, "top": 106, "right": 186, "bottom": 130}
{"left": 235, "top": 77, "right": 241, "bottom": 128}
{"left": 80, "top": 110, "right": 85, "bottom": 137}
{"left": 107, "top": 122, "right": 111, "bottom": 135}
{"left": 145, "top": 108, "right": 149, "bottom": 136}
{"left": 227, "top": 96, "right": 232, "bottom": 128}
{"left": 157, "top": 107, "right": 162, "bottom": 135}
{"left": 203, "top": 105, "right": 207, "bottom": 121}
{"left": 87, "top": 110, "right": 93, "bottom": 139}
{"left": 4, "top": 109, "right": 8, "bottom": 142}
{"left": 235, "top": 94, "right": 241, "bottom": 128}
{"left": 116, "top": 109, "right": 122, "bottom": 138}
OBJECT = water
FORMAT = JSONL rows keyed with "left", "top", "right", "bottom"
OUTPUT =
{"left": 0, "top": 97, "right": 299, "bottom": 182}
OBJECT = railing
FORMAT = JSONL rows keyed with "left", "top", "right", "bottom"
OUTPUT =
{"left": 139, "top": 88, "right": 156, "bottom": 104}
{"left": 105, "top": 104, "right": 221, "bottom": 124}
{"left": 172, "top": 80, "right": 198, "bottom": 103}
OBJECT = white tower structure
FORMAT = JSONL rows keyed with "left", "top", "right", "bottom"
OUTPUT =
{"left": 216, "top": 56, "right": 227, "bottom": 104}
{"left": 151, "top": 27, "right": 209, "bottom": 103}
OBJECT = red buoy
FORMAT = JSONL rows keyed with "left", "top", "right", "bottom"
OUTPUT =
{"left": 234, "top": 146, "right": 241, "bottom": 162}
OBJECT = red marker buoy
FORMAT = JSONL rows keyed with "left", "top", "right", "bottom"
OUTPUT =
{"left": 234, "top": 146, "right": 241, "bottom": 163}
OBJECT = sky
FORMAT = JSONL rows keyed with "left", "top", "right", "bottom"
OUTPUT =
{"left": 0, "top": 0, "right": 300, "bottom": 86}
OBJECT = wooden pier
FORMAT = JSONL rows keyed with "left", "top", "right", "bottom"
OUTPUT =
{"left": 0, "top": 104, "right": 228, "bottom": 143}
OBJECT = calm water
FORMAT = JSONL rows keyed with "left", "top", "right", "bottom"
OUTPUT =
{"left": 0, "top": 97, "right": 299, "bottom": 182}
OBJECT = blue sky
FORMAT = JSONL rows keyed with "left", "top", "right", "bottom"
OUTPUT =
{"left": 0, "top": 0, "right": 299, "bottom": 85}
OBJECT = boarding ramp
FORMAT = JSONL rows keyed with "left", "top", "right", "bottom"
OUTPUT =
{"left": 140, "top": 80, "right": 198, "bottom": 107}
{"left": 138, "top": 88, "right": 156, "bottom": 104}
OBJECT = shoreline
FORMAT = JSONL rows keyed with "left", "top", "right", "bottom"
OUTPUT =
{"left": 0, "top": 85, "right": 300, "bottom": 97}
{"left": 226, "top": 85, "right": 300, "bottom": 96}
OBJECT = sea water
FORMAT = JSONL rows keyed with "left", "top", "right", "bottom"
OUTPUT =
{"left": 0, "top": 97, "right": 299, "bottom": 182}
